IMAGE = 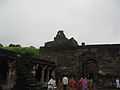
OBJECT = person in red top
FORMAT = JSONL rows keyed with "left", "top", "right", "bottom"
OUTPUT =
{"left": 69, "top": 77, "right": 77, "bottom": 90}
{"left": 78, "top": 77, "right": 84, "bottom": 90}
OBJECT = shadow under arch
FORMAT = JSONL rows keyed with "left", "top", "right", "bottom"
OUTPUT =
{"left": 85, "top": 59, "right": 98, "bottom": 80}
{"left": 80, "top": 51, "right": 98, "bottom": 79}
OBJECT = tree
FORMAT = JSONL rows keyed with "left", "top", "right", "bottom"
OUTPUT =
{"left": 0, "top": 43, "right": 3, "bottom": 47}
{"left": 15, "top": 44, "right": 21, "bottom": 47}
{"left": 4, "top": 46, "right": 39, "bottom": 58}
{"left": 9, "top": 44, "right": 21, "bottom": 47}
{"left": 9, "top": 44, "right": 16, "bottom": 47}
{"left": 29, "top": 46, "right": 35, "bottom": 48}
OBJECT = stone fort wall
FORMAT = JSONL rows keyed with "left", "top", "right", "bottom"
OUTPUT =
{"left": 39, "top": 31, "right": 120, "bottom": 80}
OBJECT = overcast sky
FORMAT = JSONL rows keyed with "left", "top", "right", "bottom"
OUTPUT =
{"left": 0, "top": 0, "right": 120, "bottom": 48}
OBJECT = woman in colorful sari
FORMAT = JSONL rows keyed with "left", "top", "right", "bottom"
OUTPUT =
{"left": 88, "top": 79, "right": 93, "bottom": 90}
{"left": 82, "top": 77, "right": 88, "bottom": 90}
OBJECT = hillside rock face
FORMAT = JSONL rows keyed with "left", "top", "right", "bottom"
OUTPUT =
{"left": 40, "top": 31, "right": 120, "bottom": 81}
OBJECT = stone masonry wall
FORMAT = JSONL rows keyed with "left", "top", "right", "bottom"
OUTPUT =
{"left": 40, "top": 44, "right": 120, "bottom": 79}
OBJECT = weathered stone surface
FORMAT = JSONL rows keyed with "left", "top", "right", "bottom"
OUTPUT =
{"left": 40, "top": 31, "right": 120, "bottom": 81}
{"left": 44, "top": 30, "right": 78, "bottom": 49}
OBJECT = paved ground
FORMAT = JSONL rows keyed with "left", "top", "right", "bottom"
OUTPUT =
{"left": 56, "top": 85, "right": 120, "bottom": 90}
{"left": 97, "top": 88, "right": 120, "bottom": 90}
{"left": 56, "top": 82, "right": 120, "bottom": 90}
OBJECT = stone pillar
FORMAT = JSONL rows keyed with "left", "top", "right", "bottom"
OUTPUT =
{"left": 35, "top": 64, "right": 42, "bottom": 81}
{"left": 46, "top": 67, "right": 52, "bottom": 81}
{"left": 51, "top": 69, "right": 55, "bottom": 78}
{"left": 7, "top": 63, "right": 16, "bottom": 89}
{"left": 47, "top": 70, "right": 50, "bottom": 81}
{"left": 41, "top": 65, "right": 47, "bottom": 83}
{"left": 36, "top": 64, "right": 39, "bottom": 70}
{"left": 32, "top": 65, "right": 36, "bottom": 77}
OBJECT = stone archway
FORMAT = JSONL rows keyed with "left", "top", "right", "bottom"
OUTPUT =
{"left": 86, "top": 59, "right": 98, "bottom": 80}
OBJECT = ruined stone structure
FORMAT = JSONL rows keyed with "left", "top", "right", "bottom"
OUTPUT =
{"left": 31, "top": 58, "right": 56, "bottom": 83}
{"left": 0, "top": 48, "right": 56, "bottom": 90}
{"left": 40, "top": 31, "right": 120, "bottom": 85}
{"left": 0, "top": 48, "right": 16, "bottom": 90}
{"left": 45, "top": 31, "right": 79, "bottom": 49}
{"left": 15, "top": 56, "right": 56, "bottom": 90}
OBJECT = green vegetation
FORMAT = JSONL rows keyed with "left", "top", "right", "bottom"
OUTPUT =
{"left": 0, "top": 43, "right": 3, "bottom": 47}
{"left": 9, "top": 44, "right": 21, "bottom": 47}
{"left": 0, "top": 44, "right": 42, "bottom": 90}
{"left": 0, "top": 44, "right": 39, "bottom": 58}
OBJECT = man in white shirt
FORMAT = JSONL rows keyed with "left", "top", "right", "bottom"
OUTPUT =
{"left": 62, "top": 76, "right": 68, "bottom": 90}
{"left": 48, "top": 77, "right": 56, "bottom": 90}
{"left": 116, "top": 78, "right": 120, "bottom": 88}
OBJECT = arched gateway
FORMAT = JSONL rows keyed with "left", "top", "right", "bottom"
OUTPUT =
{"left": 85, "top": 59, "right": 98, "bottom": 80}
{"left": 80, "top": 59, "right": 98, "bottom": 80}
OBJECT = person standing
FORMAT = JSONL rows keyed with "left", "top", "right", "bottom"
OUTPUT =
{"left": 57, "top": 79, "right": 62, "bottom": 90}
{"left": 69, "top": 77, "right": 77, "bottom": 90}
{"left": 116, "top": 78, "right": 120, "bottom": 88}
{"left": 82, "top": 77, "right": 88, "bottom": 90}
{"left": 78, "top": 77, "right": 83, "bottom": 90}
{"left": 62, "top": 76, "right": 68, "bottom": 90}
{"left": 88, "top": 79, "right": 93, "bottom": 90}
{"left": 48, "top": 77, "right": 57, "bottom": 90}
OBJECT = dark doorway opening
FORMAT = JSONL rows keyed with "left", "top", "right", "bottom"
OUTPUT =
{"left": 87, "top": 59, "right": 98, "bottom": 81}
{"left": 0, "top": 60, "right": 9, "bottom": 83}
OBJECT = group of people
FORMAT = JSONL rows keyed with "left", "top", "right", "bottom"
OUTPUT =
{"left": 47, "top": 76, "right": 95, "bottom": 90}
{"left": 65, "top": 76, "right": 95, "bottom": 90}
